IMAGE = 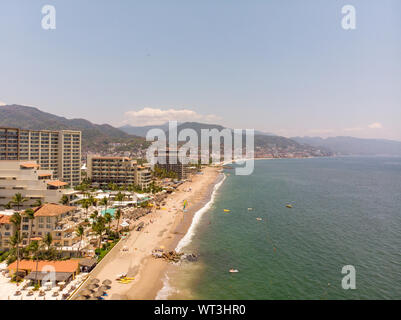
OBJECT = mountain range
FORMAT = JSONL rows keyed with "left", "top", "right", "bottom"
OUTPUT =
{"left": 0, "top": 104, "right": 144, "bottom": 152}
{"left": 292, "top": 136, "right": 401, "bottom": 156}
{"left": 2, "top": 104, "right": 398, "bottom": 157}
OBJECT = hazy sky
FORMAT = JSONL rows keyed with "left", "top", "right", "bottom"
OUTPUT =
{"left": 0, "top": 0, "right": 400, "bottom": 140}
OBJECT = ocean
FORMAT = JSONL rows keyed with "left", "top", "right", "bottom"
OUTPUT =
{"left": 163, "top": 157, "right": 401, "bottom": 300}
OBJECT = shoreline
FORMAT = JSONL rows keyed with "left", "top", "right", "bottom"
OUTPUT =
{"left": 125, "top": 168, "right": 224, "bottom": 300}
{"left": 82, "top": 166, "right": 222, "bottom": 300}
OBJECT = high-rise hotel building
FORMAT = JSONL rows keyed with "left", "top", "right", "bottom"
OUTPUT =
{"left": 0, "top": 127, "right": 81, "bottom": 186}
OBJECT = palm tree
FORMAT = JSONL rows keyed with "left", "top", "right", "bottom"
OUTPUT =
{"left": 33, "top": 199, "right": 42, "bottom": 207}
{"left": 10, "top": 212, "right": 22, "bottom": 281}
{"left": 2, "top": 201, "right": 13, "bottom": 209}
{"left": 24, "top": 208, "right": 35, "bottom": 245}
{"left": 75, "top": 225, "right": 85, "bottom": 257}
{"left": 28, "top": 240, "right": 44, "bottom": 285}
{"left": 81, "top": 199, "right": 90, "bottom": 218}
{"left": 115, "top": 192, "right": 124, "bottom": 207}
{"left": 88, "top": 195, "right": 97, "bottom": 208}
{"left": 59, "top": 195, "right": 69, "bottom": 205}
{"left": 90, "top": 211, "right": 98, "bottom": 221}
{"left": 44, "top": 232, "right": 52, "bottom": 252}
{"left": 104, "top": 213, "right": 112, "bottom": 234}
{"left": 12, "top": 193, "right": 27, "bottom": 211}
{"left": 100, "top": 197, "right": 108, "bottom": 212}
{"left": 114, "top": 209, "right": 121, "bottom": 233}
{"left": 93, "top": 217, "right": 106, "bottom": 248}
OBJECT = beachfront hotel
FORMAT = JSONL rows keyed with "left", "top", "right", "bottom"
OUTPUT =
{"left": 0, "top": 160, "right": 75, "bottom": 210}
{"left": 0, "top": 127, "right": 82, "bottom": 186}
{"left": 87, "top": 155, "right": 152, "bottom": 189}
{"left": 155, "top": 148, "right": 189, "bottom": 180}
{"left": 0, "top": 202, "right": 82, "bottom": 251}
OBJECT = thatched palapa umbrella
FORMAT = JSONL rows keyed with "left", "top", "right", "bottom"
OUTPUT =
{"left": 80, "top": 289, "right": 92, "bottom": 297}
{"left": 87, "top": 284, "right": 98, "bottom": 290}
{"left": 102, "top": 279, "right": 112, "bottom": 285}
{"left": 99, "top": 285, "right": 110, "bottom": 291}
{"left": 89, "top": 278, "right": 100, "bottom": 285}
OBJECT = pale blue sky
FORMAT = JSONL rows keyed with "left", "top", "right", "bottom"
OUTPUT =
{"left": 0, "top": 0, "right": 400, "bottom": 140}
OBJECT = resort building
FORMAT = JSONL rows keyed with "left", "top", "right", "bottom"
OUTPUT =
{"left": 0, "top": 212, "right": 15, "bottom": 250}
{"left": 21, "top": 203, "right": 81, "bottom": 248}
{"left": 156, "top": 148, "right": 188, "bottom": 180}
{"left": 0, "top": 161, "right": 75, "bottom": 210}
{"left": 136, "top": 164, "right": 152, "bottom": 189}
{"left": 0, "top": 127, "right": 82, "bottom": 186}
{"left": 87, "top": 155, "right": 152, "bottom": 189}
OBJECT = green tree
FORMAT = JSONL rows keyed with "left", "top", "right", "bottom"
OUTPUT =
{"left": 93, "top": 217, "right": 106, "bottom": 248}
{"left": 104, "top": 212, "right": 112, "bottom": 233}
{"left": 12, "top": 193, "right": 28, "bottom": 211}
{"left": 115, "top": 192, "right": 124, "bottom": 207}
{"left": 114, "top": 209, "right": 121, "bottom": 233}
{"left": 33, "top": 199, "right": 42, "bottom": 207}
{"left": 44, "top": 233, "right": 53, "bottom": 252}
{"left": 10, "top": 212, "right": 22, "bottom": 281}
{"left": 24, "top": 208, "right": 35, "bottom": 245}
{"left": 81, "top": 199, "right": 90, "bottom": 218}
{"left": 100, "top": 197, "right": 108, "bottom": 212}
{"left": 59, "top": 195, "right": 69, "bottom": 205}
{"left": 75, "top": 225, "right": 85, "bottom": 257}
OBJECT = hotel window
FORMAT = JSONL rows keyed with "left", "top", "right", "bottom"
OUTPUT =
{"left": 39, "top": 224, "right": 44, "bottom": 229}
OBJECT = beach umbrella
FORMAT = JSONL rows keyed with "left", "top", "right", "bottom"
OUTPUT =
{"left": 87, "top": 284, "right": 98, "bottom": 290}
{"left": 99, "top": 285, "right": 110, "bottom": 291}
{"left": 102, "top": 279, "right": 112, "bottom": 285}
{"left": 89, "top": 278, "right": 100, "bottom": 285}
{"left": 80, "top": 289, "right": 92, "bottom": 297}
{"left": 87, "top": 297, "right": 98, "bottom": 300}
{"left": 93, "top": 290, "right": 104, "bottom": 297}
{"left": 75, "top": 295, "right": 87, "bottom": 300}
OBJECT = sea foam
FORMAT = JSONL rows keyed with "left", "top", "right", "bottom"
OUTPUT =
{"left": 175, "top": 173, "right": 226, "bottom": 252}
{"left": 156, "top": 172, "right": 226, "bottom": 300}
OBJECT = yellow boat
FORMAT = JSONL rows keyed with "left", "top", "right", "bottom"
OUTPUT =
{"left": 118, "top": 280, "right": 132, "bottom": 284}
{"left": 223, "top": 209, "right": 230, "bottom": 212}
{"left": 286, "top": 204, "right": 293, "bottom": 208}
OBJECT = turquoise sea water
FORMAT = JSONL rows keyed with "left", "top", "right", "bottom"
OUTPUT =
{"left": 170, "top": 157, "right": 401, "bottom": 299}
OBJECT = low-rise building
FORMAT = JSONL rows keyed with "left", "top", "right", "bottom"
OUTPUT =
{"left": 23, "top": 203, "right": 81, "bottom": 248}
{"left": 136, "top": 164, "right": 152, "bottom": 189}
{"left": 0, "top": 212, "right": 15, "bottom": 250}
{"left": 0, "top": 160, "right": 74, "bottom": 209}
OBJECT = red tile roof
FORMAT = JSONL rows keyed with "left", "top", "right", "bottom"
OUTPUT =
{"left": 34, "top": 203, "right": 76, "bottom": 217}
{"left": 8, "top": 260, "right": 79, "bottom": 273}
{"left": 0, "top": 214, "right": 12, "bottom": 224}
{"left": 47, "top": 180, "right": 68, "bottom": 187}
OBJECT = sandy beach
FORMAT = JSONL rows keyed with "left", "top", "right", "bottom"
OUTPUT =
{"left": 73, "top": 166, "right": 221, "bottom": 300}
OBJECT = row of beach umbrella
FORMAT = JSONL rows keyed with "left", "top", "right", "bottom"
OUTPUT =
{"left": 75, "top": 278, "right": 112, "bottom": 300}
